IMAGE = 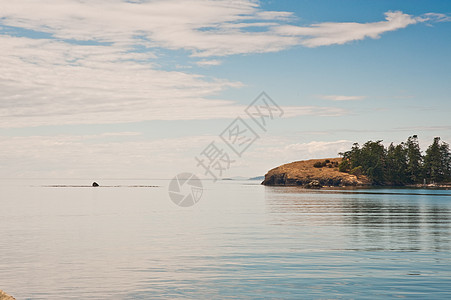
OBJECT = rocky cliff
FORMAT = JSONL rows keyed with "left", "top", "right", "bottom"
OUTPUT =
{"left": 262, "top": 158, "right": 370, "bottom": 187}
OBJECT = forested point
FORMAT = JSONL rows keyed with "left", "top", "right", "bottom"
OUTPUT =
{"left": 338, "top": 135, "right": 451, "bottom": 186}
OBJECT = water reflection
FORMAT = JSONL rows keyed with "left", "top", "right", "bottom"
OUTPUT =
{"left": 265, "top": 187, "right": 451, "bottom": 252}
{"left": 2, "top": 180, "right": 451, "bottom": 299}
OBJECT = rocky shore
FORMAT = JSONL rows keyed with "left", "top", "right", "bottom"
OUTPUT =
{"left": 0, "top": 290, "right": 15, "bottom": 300}
{"left": 262, "top": 158, "right": 370, "bottom": 187}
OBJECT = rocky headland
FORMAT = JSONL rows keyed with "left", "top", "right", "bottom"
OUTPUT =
{"left": 262, "top": 158, "right": 370, "bottom": 187}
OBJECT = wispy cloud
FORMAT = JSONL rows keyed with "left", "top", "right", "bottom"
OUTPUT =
{"left": 274, "top": 11, "right": 447, "bottom": 47}
{"left": 238, "top": 138, "right": 354, "bottom": 175}
{"left": 0, "top": 2, "right": 447, "bottom": 128}
{"left": 2, "top": 2, "right": 446, "bottom": 56}
{"left": 318, "top": 95, "right": 366, "bottom": 101}
{"left": 0, "top": 35, "right": 236, "bottom": 127}
{"left": 0, "top": 133, "right": 354, "bottom": 178}
{"left": 0, "top": 35, "right": 347, "bottom": 128}
{"left": 394, "top": 125, "right": 451, "bottom": 132}
{"left": 196, "top": 59, "right": 222, "bottom": 67}
{"left": 421, "top": 13, "right": 451, "bottom": 23}
{"left": 1, "top": 0, "right": 300, "bottom": 57}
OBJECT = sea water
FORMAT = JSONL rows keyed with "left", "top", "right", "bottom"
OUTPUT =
{"left": 1, "top": 179, "right": 450, "bottom": 299}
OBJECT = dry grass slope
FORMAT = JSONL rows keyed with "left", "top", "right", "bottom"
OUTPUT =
{"left": 262, "top": 158, "right": 370, "bottom": 187}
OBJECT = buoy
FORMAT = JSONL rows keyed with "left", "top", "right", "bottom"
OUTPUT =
{"left": 92, "top": 182, "right": 99, "bottom": 187}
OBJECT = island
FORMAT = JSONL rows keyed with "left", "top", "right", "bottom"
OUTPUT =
{"left": 262, "top": 158, "right": 370, "bottom": 187}
{"left": 262, "top": 136, "right": 451, "bottom": 188}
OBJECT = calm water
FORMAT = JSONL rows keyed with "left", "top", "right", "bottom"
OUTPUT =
{"left": 1, "top": 179, "right": 450, "bottom": 299}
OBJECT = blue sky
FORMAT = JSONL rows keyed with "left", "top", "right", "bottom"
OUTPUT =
{"left": 0, "top": 0, "right": 450, "bottom": 179}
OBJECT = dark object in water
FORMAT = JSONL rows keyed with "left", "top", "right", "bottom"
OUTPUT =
{"left": 92, "top": 182, "right": 99, "bottom": 187}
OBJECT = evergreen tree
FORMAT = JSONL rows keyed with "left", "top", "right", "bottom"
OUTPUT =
{"left": 405, "top": 135, "right": 423, "bottom": 183}
{"left": 385, "top": 143, "right": 408, "bottom": 185}
{"left": 359, "top": 140, "right": 386, "bottom": 184}
{"left": 338, "top": 136, "right": 450, "bottom": 185}
{"left": 339, "top": 143, "right": 360, "bottom": 172}
{"left": 423, "top": 137, "right": 451, "bottom": 183}
{"left": 440, "top": 140, "right": 451, "bottom": 182}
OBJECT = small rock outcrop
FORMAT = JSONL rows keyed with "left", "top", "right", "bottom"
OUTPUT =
{"left": 0, "top": 290, "right": 16, "bottom": 300}
{"left": 92, "top": 182, "right": 99, "bottom": 187}
{"left": 306, "top": 180, "right": 322, "bottom": 189}
{"left": 262, "top": 158, "right": 370, "bottom": 187}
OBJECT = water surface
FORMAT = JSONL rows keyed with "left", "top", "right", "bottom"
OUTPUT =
{"left": 1, "top": 179, "right": 450, "bottom": 299}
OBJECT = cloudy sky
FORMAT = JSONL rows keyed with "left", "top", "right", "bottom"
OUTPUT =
{"left": 1, "top": 0, "right": 450, "bottom": 179}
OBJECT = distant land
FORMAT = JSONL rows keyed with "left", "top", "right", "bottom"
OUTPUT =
{"left": 249, "top": 176, "right": 265, "bottom": 181}
{"left": 222, "top": 176, "right": 265, "bottom": 181}
{"left": 222, "top": 176, "right": 249, "bottom": 181}
{"left": 262, "top": 158, "right": 370, "bottom": 187}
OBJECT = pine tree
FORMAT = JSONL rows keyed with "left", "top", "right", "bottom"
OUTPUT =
{"left": 439, "top": 140, "right": 451, "bottom": 182}
{"left": 385, "top": 143, "right": 408, "bottom": 185}
{"left": 405, "top": 135, "right": 423, "bottom": 183}
{"left": 359, "top": 140, "right": 386, "bottom": 184}
{"left": 423, "top": 137, "right": 451, "bottom": 183}
{"left": 338, "top": 136, "right": 450, "bottom": 185}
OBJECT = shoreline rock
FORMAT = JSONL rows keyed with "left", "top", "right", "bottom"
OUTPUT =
{"left": 262, "top": 158, "right": 370, "bottom": 187}
{"left": 0, "top": 290, "right": 16, "bottom": 300}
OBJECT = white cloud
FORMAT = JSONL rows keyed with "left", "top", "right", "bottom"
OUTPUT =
{"left": 282, "top": 106, "right": 347, "bottom": 117}
{"left": 1, "top": 2, "right": 449, "bottom": 178}
{"left": 0, "top": 35, "right": 234, "bottom": 127}
{"left": 2, "top": 2, "right": 443, "bottom": 56}
{"left": 283, "top": 140, "right": 353, "bottom": 156}
{"left": 0, "top": 34, "right": 347, "bottom": 128}
{"left": 422, "top": 13, "right": 451, "bottom": 23}
{"left": 0, "top": 3, "right": 447, "bottom": 129}
{"left": 259, "top": 138, "right": 353, "bottom": 160}
{"left": 99, "top": 132, "right": 142, "bottom": 137}
{"left": 224, "top": 138, "right": 354, "bottom": 176}
{"left": 318, "top": 95, "right": 366, "bottom": 101}
{"left": 1, "top": 0, "right": 300, "bottom": 57}
{"left": 0, "top": 132, "right": 354, "bottom": 179}
{"left": 275, "top": 11, "right": 421, "bottom": 47}
{"left": 196, "top": 59, "right": 222, "bottom": 66}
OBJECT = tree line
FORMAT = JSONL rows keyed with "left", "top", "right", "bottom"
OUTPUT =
{"left": 338, "top": 135, "right": 451, "bottom": 185}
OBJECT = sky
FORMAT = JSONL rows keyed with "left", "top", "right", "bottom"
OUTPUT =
{"left": 0, "top": 0, "right": 450, "bottom": 179}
